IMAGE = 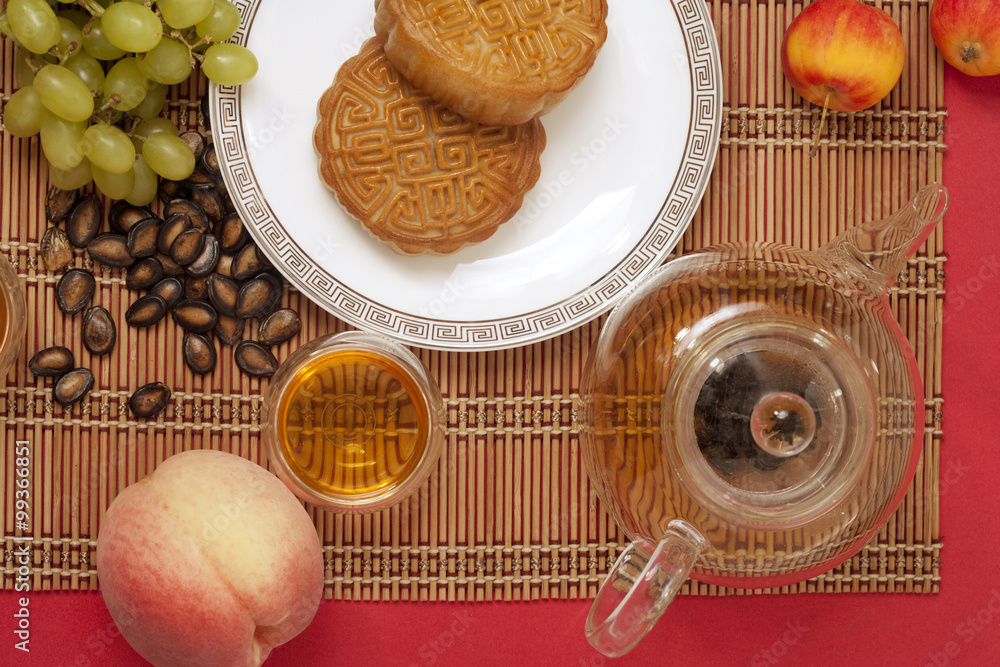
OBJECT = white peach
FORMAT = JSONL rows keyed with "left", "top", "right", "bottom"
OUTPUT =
{"left": 97, "top": 449, "right": 324, "bottom": 666}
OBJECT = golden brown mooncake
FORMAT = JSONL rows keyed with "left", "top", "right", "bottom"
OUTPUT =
{"left": 374, "top": 0, "right": 609, "bottom": 126}
{"left": 314, "top": 38, "right": 546, "bottom": 256}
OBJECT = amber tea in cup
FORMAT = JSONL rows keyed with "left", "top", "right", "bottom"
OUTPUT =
{"left": 263, "top": 332, "right": 445, "bottom": 512}
{"left": 0, "top": 253, "right": 27, "bottom": 379}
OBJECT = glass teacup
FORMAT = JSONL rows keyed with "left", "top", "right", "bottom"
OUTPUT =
{"left": 262, "top": 331, "right": 445, "bottom": 513}
{"left": 0, "top": 253, "right": 27, "bottom": 380}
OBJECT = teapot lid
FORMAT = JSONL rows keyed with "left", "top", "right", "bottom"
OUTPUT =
{"left": 666, "top": 309, "right": 874, "bottom": 528}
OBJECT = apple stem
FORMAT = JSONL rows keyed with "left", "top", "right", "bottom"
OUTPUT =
{"left": 809, "top": 91, "right": 832, "bottom": 158}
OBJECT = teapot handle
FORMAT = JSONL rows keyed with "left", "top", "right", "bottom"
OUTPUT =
{"left": 585, "top": 520, "right": 708, "bottom": 658}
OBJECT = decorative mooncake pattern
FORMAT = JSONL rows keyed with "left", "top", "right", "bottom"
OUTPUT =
{"left": 314, "top": 38, "right": 546, "bottom": 255}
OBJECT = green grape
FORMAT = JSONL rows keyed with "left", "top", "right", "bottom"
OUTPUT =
{"left": 195, "top": 0, "right": 240, "bottom": 42}
{"left": 101, "top": 2, "right": 163, "bottom": 53}
{"left": 157, "top": 0, "right": 214, "bottom": 30}
{"left": 82, "top": 19, "right": 126, "bottom": 61}
{"left": 142, "top": 132, "right": 196, "bottom": 181}
{"left": 39, "top": 111, "right": 87, "bottom": 171}
{"left": 134, "top": 117, "right": 180, "bottom": 138}
{"left": 81, "top": 123, "right": 136, "bottom": 175}
{"left": 104, "top": 58, "right": 148, "bottom": 111}
{"left": 54, "top": 16, "right": 83, "bottom": 58}
{"left": 64, "top": 52, "right": 105, "bottom": 95}
{"left": 49, "top": 159, "right": 93, "bottom": 191}
{"left": 92, "top": 163, "right": 136, "bottom": 200}
{"left": 5, "top": 0, "right": 61, "bottom": 54}
{"left": 126, "top": 156, "right": 159, "bottom": 207}
{"left": 138, "top": 37, "right": 193, "bottom": 86}
{"left": 2, "top": 86, "right": 45, "bottom": 138}
{"left": 129, "top": 81, "right": 168, "bottom": 121}
{"left": 56, "top": 9, "right": 91, "bottom": 29}
{"left": 32, "top": 64, "right": 94, "bottom": 123}
{"left": 202, "top": 43, "right": 258, "bottom": 86}
{"left": 0, "top": 13, "right": 15, "bottom": 41}
{"left": 130, "top": 116, "right": 179, "bottom": 151}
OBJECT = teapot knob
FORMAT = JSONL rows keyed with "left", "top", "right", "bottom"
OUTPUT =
{"left": 750, "top": 391, "right": 817, "bottom": 458}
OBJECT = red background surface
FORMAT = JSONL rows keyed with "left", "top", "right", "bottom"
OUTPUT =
{"left": 3, "top": 70, "right": 1000, "bottom": 667}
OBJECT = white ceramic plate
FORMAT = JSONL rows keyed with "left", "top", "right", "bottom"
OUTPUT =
{"left": 212, "top": 0, "right": 721, "bottom": 350}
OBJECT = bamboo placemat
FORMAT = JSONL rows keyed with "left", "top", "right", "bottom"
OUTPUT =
{"left": 1, "top": 0, "right": 944, "bottom": 601}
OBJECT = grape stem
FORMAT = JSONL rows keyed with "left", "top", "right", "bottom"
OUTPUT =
{"left": 75, "top": 0, "right": 106, "bottom": 17}
{"left": 50, "top": 42, "right": 82, "bottom": 66}
{"left": 124, "top": 117, "right": 142, "bottom": 138}
{"left": 91, "top": 95, "right": 124, "bottom": 126}
{"left": 23, "top": 54, "right": 46, "bottom": 76}
{"left": 170, "top": 29, "right": 213, "bottom": 65}
{"left": 94, "top": 96, "right": 121, "bottom": 117}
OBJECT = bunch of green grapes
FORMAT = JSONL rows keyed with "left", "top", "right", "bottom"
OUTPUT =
{"left": 1, "top": 0, "right": 257, "bottom": 205}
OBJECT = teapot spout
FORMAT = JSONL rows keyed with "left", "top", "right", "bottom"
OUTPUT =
{"left": 828, "top": 183, "right": 948, "bottom": 287}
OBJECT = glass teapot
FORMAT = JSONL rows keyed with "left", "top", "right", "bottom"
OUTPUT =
{"left": 579, "top": 184, "right": 947, "bottom": 657}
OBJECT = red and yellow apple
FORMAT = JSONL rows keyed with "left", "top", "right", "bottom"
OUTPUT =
{"left": 781, "top": 0, "right": 905, "bottom": 112}
{"left": 931, "top": 0, "right": 1000, "bottom": 76}
{"left": 96, "top": 450, "right": 324, "bottom": 667}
